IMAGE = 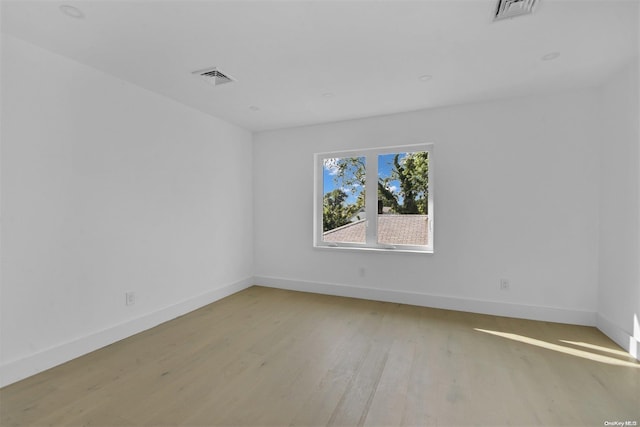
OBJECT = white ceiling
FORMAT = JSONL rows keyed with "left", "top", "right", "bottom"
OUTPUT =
{"left": 2, "top": 0, "right": 638, "bottom": 132}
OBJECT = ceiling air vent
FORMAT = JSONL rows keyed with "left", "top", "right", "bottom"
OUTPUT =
{"left": 192, "top": 67, "right": 235, "bottom": 87}
{"left": 494, "top": 0, "right": 538, "bottom": 21}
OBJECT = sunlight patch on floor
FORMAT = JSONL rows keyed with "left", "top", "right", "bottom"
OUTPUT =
{"left": 558, "top": 340, "right": 631, "bottom": 357}
{"left": 474, "top": 328, "right": 640, "bottom": 368}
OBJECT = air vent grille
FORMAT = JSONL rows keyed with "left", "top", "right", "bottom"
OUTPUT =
{"left": 494, "top": 0, "right": 538, "bottom": 21}
{"left": 192, "top": 67, "right": 235, "bottom": 86}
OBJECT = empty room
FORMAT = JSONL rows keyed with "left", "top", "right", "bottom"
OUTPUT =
{"left": 1, "top": 0, "right": 639, "bottom": 426}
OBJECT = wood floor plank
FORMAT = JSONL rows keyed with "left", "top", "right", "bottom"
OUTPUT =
{"left": 1, "top": 286, "right": 638, "bottom": 427}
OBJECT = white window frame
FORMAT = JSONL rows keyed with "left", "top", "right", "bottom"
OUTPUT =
{"left": 314, "top": 143, "right": 434, "bottom": 254}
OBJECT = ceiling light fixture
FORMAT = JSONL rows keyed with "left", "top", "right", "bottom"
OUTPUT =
{"left": 322, "top": 93, "right": 334, "bottom": 98}
{"left": 541, "top": 52, "right": 560, "bottom": 61}
{"left": 419, "top": 75, "right": 433, "bottom": 82}
{"left": 59, "top": 4, "right": 84, "bottom": 19}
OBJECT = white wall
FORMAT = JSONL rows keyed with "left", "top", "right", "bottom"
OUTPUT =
{"left": 597, "top": 59, "right": 640, "bottom": 358}
{"left": 0, "top": 35, "right": 254, "bottom": 386}
{"left": 2, "top": 26, "right": 636, "bottom": 390}
{"left": 254, "top": 89, "right": 601, "bottom": 325}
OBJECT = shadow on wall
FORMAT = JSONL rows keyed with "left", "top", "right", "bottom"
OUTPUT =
{"left": 632, "top": 314, "right": 639, "bottom": 359}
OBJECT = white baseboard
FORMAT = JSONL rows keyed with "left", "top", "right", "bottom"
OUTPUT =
{"left": 0, "top": 277, "right": 253, "bottom": 388}
{"left": 254, "top": 276, "right": 597, "bottom": 326}
{"left": 596, "top": 313, "right": 640, "bottom": 361}
{"left": 4, "top": 276, "right": 618, "bottom": 388}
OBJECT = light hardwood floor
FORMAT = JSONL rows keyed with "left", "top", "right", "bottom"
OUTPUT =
{"left": 1, "top": 286, "right": 639, "bottom": 426}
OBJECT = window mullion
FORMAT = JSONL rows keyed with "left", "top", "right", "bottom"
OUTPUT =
{"left": 364, "top": 152, "right": 378, "bottom": 246}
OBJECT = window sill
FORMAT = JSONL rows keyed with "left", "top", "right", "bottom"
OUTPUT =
{"left": 313, "top": 244, "right": 433, "bottom": 254}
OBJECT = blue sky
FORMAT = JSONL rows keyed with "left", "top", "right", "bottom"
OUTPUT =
{"left": 323, "top": 154, "right": 403, "bottom": 205}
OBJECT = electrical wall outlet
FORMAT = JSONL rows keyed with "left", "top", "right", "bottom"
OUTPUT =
{"left": 125, "top": 291, "right": 136, "bottom": 306}
{"left": 500, "top": 279, "right": 510, "bottom": 290}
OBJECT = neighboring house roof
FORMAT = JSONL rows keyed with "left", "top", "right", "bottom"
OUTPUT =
{"left": 324, "top": 219, "right": 367, "bottom": 243}
{"left": 323, "top": 215, "right": 429, "bottom": 246}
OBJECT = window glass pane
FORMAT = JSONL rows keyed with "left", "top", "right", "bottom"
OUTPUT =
{"left": 322, "top": 156, "right": 366, "bottom": 244}
{"left": 377, "top": 151, "right": 429, "bottom": 246}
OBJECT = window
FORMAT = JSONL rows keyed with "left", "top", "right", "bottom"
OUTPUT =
{"left": 314, "top": 144, "right": 433, "bottom": 253}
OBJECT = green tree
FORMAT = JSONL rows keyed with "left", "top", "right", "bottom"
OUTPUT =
{"left": 323, "top": 189, "right": 357, "bottom": 231}
{"left": 325, "top": 157, "right": 366, "bottom": 210}
{"left": 326, "top": 152, "right": 429, "bottom": 217}
{"left": 392, "top": 152, "right": 429, "bottom": 214}
{"left": 377, "top": 180, "right": 399, "bottom": 212}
